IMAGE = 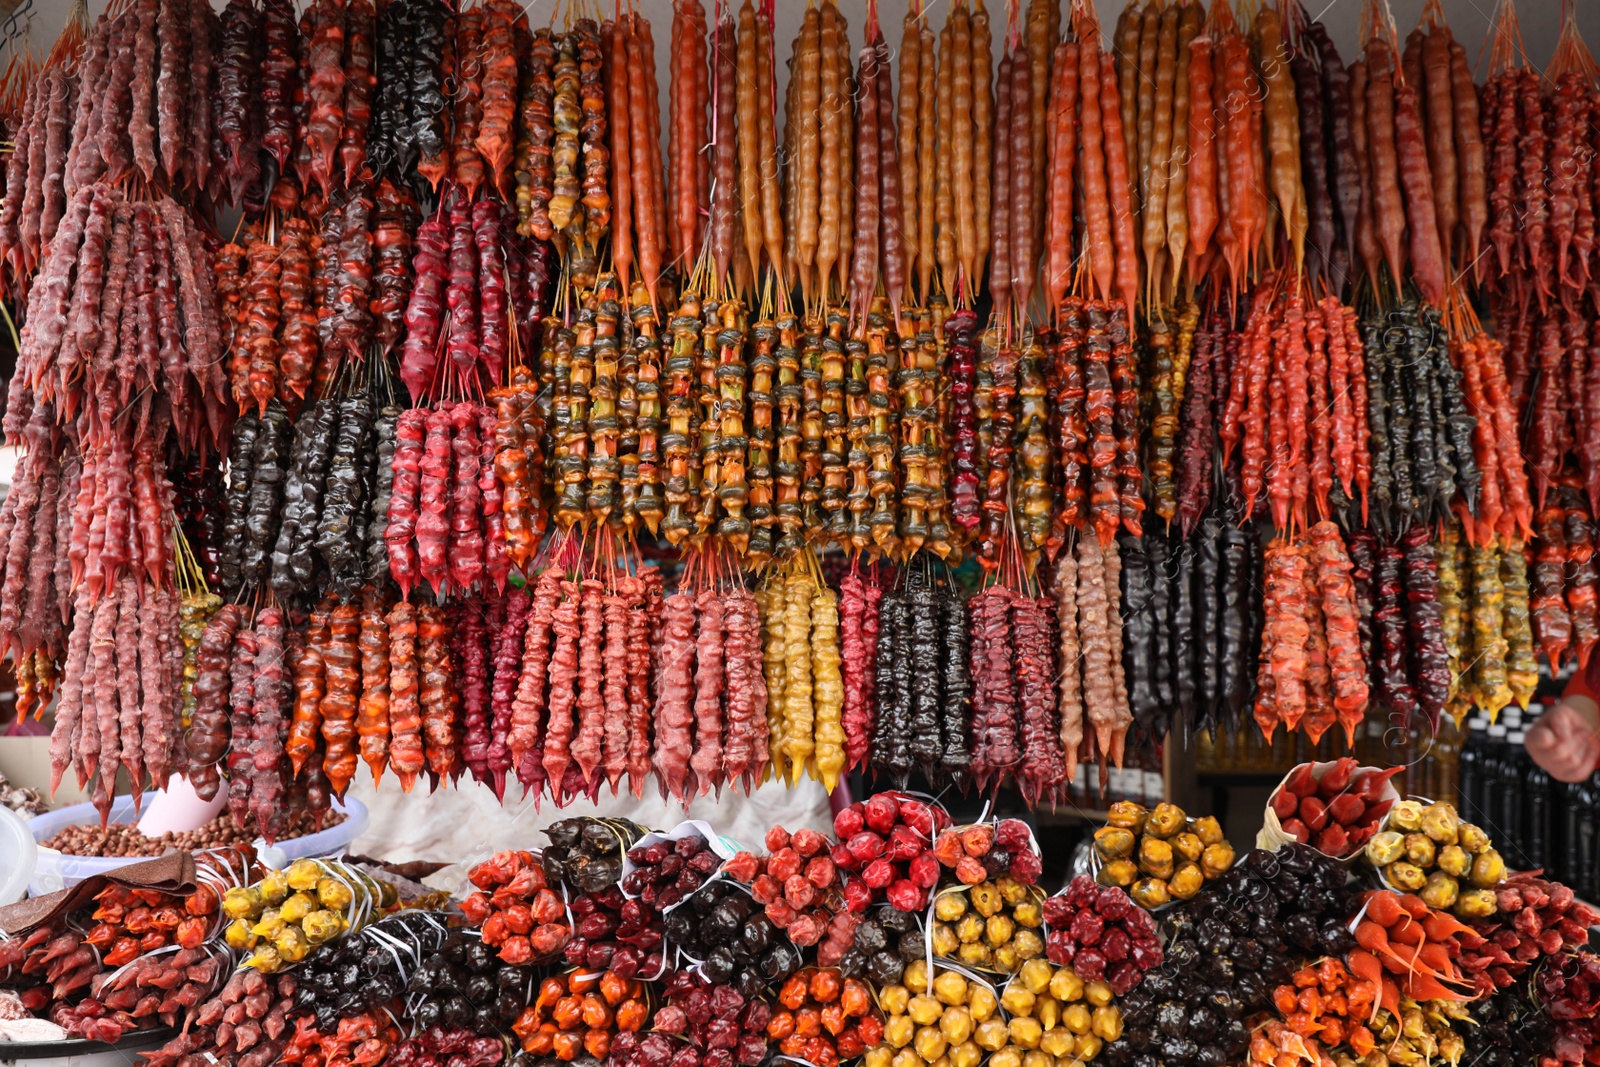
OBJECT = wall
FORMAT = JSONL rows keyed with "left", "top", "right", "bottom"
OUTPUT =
{"left": 18, "top": 1, "right": 1600, "bottom": 127}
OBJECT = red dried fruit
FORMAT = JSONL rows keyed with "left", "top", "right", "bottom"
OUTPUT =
{"left": 765, "top": 899, "right": 798, "bottom": 927}
{"left": 1270, "top": 788, "right": 1300, "bottom": 821}
{"left": 861, "top": 858, "right": 896, "bottom": 890}
{"left": 724, "top": 852, "right": 761, "bottom": 883}
{"left": 846, "top": 832, "right": 885, "bottom": 865}
{"left": 1315, "top": 758, "right": 1357, "bottom": 797}
{"left": 804, "top": 857, "right": 837, "bottom": 889}
{"left": 1282, "top": 763, "right": 1317, "bottom": 797}
{"left": 863, "top": 795, "right": 899, "bottom": 835}
{"left": 886, "top": 825, "right": 923, "bottom": 863}
{"left": 1327, "top": 792, "right": 1365, "bottom": 826}
{"left": 1129, "top": 937, "right": 1162, "bottom": 969}
{"left": 1010, "top": 850, "right": 1043, "bottom": 884}
{"left": 751, "top": 874, "right": 782, "bottom": 905}
{"left": 791, "top": 829, "right": 826, "bottom": 858}
{"left": 933, "top": 830, "right": 965, "bottom": 866}
{"left": 1073, "top": 946, "right": 1107, "bottom": 980}
{"left": 784, "top": 875, "right": 817, "bottom": 910}
{"left": 1100, "top": 926, "right": 1131, "bottom": 963}
{"left": 960, "top": 824, "right": 995, "bottom": 856}
{"left": 787, "top": 913, "right": 823, "bottom": 946}
{"left": 955, "top": 856, "right": 988, "bottom": 885}
{"left": 1070, "top": 909, "right": 1104, "bottom": 947}
{"left": 841, "top": 880, "right": 873, "bottom": 913}
{"left": 1298, "top": 795, "right": 1330, "bottom": 832}
{"left": 768, "top": 849, "right": 802, "bottom": 882}
{"left": 897, "top": 799, "right": 934, "bottom": 835}
{"left": 1281, "top": 817, "right": 1311, "bottom": 844}
{"left": 765, "top": 827, "right": 792, "bottom": 852}
{"left": 833, "top": 807, "right": 864, "bottom": 839}
{"left": 907, "top": 852, "right": 940, "bottom": 889}
{"left": 995, "top": 819, "right": 1031, "bottom": 852}
{"left": 885, "top": 880, "right": 925, "bottom": 912}
{"left": 1314, "top": 823, "right": 1351, "bottom": 857}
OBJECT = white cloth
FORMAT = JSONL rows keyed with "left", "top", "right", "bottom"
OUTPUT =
{"left": 346, "top": 771, "right": 834, "bottom": 867}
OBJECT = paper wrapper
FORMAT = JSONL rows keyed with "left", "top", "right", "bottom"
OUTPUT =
{"left": 0, "top": 852, "right": 197, "bottom": 936}
{"left": 1256, "top": 761, "right": 1401, "bottom": 862}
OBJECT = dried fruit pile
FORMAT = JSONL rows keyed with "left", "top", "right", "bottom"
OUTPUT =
{"left": 1091, "top": 801, "right": 1233, "bottom": 908}
{"left": 661, "top": 879, "right": 802, "bottom": 996}
{"left": 988, "top": 959, "right": 1123, "bottom": 1067}
{"left": 1362, "top": 799, "right": 1504, "bottom": 917}
{"left": 830, "top": 792, "right": 953, "bottom": 912}
{"left": 293, "top": 911, "right": 450, "bottom": 1031}
{"left": 511, "top": 970, "right": 648, "bottom": 1063}
{"left": 541, "top": 817, "right": 648, "bottom": 893}
{"left": 929, "top": 878, "right": 1046, "bottom": 975}
{"left": 611, "top": 971, "right": 772, "bottom": 1067}
{"left": 1042, "top": 877, "right": 1162, "bottom": 996}
{"left": 563, "top": 885, "right": 665, "bottom": 981}
{"left": 459, "top": 849, "right": 571, "bottom": 966}
{"left": 1461, "top": 872, "right": 1600, "bottom": 995}
{"left": 727, "top": 828, "right": 855, "bottom": 961}
{"left": 869, "top": 961, "right": 1001, "bottom": 1067}
{"left": 1268, "top": 759, "right": 1399, "bottom": 857}
{"left": 767, "top": 969, "right": 883, "bottom": 1067}
{"left": 621, "top": 831, "right": 721, "bottom": 911}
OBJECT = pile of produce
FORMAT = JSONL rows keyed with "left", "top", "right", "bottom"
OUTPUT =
{"left": 1091, "top": 801, "right": 1233, "bottom": 908}
{"left": 3, "top": 0, "right": 1600, "bottom": 1060}
{"left": 6, "top": 787, "right": 1600, "bottom": 1067}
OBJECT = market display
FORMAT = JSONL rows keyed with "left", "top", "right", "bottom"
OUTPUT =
{"left": 0, "top": 0, "right": 1576, "bottom": 824}
{"left": 4, "top": 787, "right": 1600, "bottom": 1067}
{"left": 3, "top": 0, "right": 1600, "bottom": 1063}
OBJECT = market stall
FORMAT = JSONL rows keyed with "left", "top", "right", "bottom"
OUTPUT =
{"left": 1, "top": 0, "right": 1600, "bottom": 1063}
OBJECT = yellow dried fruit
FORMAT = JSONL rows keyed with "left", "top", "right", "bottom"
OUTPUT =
{"left": 1436, "top": 844, "right": 1470, "bottom": 877}
{"left": 934, "top": 971, "right": 970, "bottom": 1006}
{"left": 1146, "top": 803, "right": 1187, "bottom": 838}
{"left": 1092, "top": 827, "right": 1137, "bottom": 861}
{"left": 1096, "top": 859, "right": 1137, "bottom": 888}
{"left": 1200, "top": 842, "right": 1235, "bottom": 876}
{"left": 1168, "top": 862, "right": 1204, "bottom": 900}
{"left": 1105, "top": 801, "right": 1148, "bottom": 832}
{"left": 1404, "top": 833, "right": 1437, "bottom": 868}
{"left": 1129, "top": 878, "right": 1171, "bottom": 909}
{"left": 974, "top": 1018, "right": 1010, "bottom": 1052}
{"left": 1138, "top": 836, "right": 1175, "bottom": 880}
{"left": 909, "top": 994, "right": 945, "bottom": 1026}
{"left": 1469, "top": 849, "right": 1506, "bottom": 888}
{"left": 1386, "top": 861, "right": 1428, "bottom": 891}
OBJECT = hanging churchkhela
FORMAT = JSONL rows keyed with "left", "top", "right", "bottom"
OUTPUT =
{"left": 6, "top": 0, "right": 1591, "bottom": 840}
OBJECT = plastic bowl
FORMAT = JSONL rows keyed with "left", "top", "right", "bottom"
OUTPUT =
{"left": 26, "top": 795, "right": 368, "bottom": 895}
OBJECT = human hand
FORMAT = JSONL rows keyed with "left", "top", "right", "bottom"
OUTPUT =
{"left": 1525, "top": 700, "right": 1600, "bottom": 783}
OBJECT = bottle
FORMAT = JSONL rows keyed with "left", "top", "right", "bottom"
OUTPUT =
{"left": 1566, "top": 773, "right": 1600, "bottom": 902}
{"left": 1504, "top": 730, "right": 1539, "bottom": 871}
{"left": 1518, "top": 723, "right": 1551, "bottom": 873}
{"left": 1458, "top": 717, "right": 1486, "bottom": 823}
{"left": 1486, "top": 724, "right": 1512, "bottom": 846}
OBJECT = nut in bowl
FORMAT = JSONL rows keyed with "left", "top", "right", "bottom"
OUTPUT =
{"left": 930, "top": 877, "right": 1046, "bottom": 974}
{"left": 1092, "top": 801, "right": 1233, "bottom": 910}
{"left": 1364, "top": 799, "right": 1504, "bottom": 918}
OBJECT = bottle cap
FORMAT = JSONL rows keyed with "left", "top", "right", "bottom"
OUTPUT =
{"left": 1508, "top": 731, "right": 1526, "bottom": 745}
{"left": 1488, "top": 725, "right": 1507, "bottom": 738}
